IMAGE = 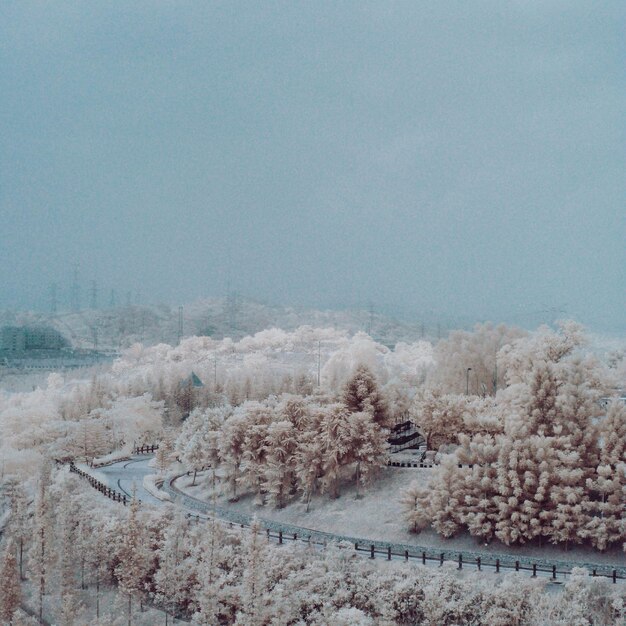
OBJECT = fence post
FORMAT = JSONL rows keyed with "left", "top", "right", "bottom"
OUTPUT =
{"left": 440, "top": 553, "right": 444, "bottom": 566}
{"left": 515, "top": 561, "right": 520, "bottom": 572}
{"left": 496, "top": 559, "right": 500, "bottom": 573}
{"left": 532, "top": 564, "right": 537, "bottom": 577}
{"left": 552, "top": 566, "right": 556, "bottom": 580}
{"left": 458, "top": 554, "right": 462, "bottom": 570}
{"left": 405, "top": 550, "right": 409, "bottom": 562}
{"left": 476, "top": 557, "right": 481, "bottom": 571}
{"left": 370, "top": 545, "right": 375, "bottom": 559}
{"left": 612, "top": 570, "right": 616, "bottom": 584}
{"left": 387, "top": 546, "right": 391, "bottom": 561}
{"left": 355, "top": 542, "right": 358, "bottom": 551}
{"left": 422, "top": 551, "right": 426, "bottom": 565}
{"left": 278, "top": 531, "right": 283, "bottom": 544}
{"left": 592, "top": 569, "right": 596, "bottom": 577}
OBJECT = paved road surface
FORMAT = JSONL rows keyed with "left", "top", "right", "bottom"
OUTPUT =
{"left": 85, "top": 455, "right": 625, "bottom": 585}
{"left": 82, "top": 456, "right": 163, "bottom": 506}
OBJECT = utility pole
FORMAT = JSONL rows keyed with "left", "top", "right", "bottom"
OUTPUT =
{"left": 466, "top": 367, "right": 472, "bottom": 396}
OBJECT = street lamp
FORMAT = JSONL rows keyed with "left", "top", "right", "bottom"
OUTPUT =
{"left": 466, "top": 367, "right": 472, "bottom": 395}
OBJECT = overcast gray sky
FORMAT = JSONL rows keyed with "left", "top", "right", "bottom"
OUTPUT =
{"left": 1, "top": 2, "right": 624, "bottom": 332}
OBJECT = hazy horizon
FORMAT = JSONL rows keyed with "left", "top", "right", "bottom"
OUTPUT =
{"left": 2, "top": 2, "right": 624, "bottom": 333}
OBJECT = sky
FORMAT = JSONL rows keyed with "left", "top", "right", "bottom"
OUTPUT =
{"left": 1, "top": 2, "right": 624, "bottom": 333}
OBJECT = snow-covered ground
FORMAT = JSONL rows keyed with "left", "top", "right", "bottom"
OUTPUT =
{"left": 175, "top": 465, "right": 625, "bottom": 569}
{"left": 93, "top": 457, "right": 625, "bottom": 571}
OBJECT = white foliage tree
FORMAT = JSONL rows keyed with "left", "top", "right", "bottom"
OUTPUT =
{"left": 429, "top": 322, "right": 526, "bottom": 395}
{"left": 264, "top": 420, "right": 297, "bottom": 508}
{"left": 341, "top": 364, "right": 389, "bottom": 427}
{"left": 28, "top": 463, "right": 54, "bottom": 625}
{"left": 115, "top": 496, "right": 149, "bottom": 626}
{"left": 0, "top": 539, "right": 21, "bottom": 625}
{"left": 319, "top": 404, "right": 352, "bottom": 499}
{"left": 236, "top": 519, "right": 266, "bottom": 626}
{"left": 580, "top": 400, "right": 626, "bottom": 550}
{"left": 219, "top": 410, "right": 248, "bottom": 500}
{"left": 346, "top": 410, "right": 388, "bottom": 498}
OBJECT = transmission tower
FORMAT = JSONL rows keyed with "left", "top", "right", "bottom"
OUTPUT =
{"left": 366, "top": 302, "right": 374, "bottom": 336}
{"left": 71, "top": 264, "right": 81, "bottom": 312}
{"left": 49, "top": 283, "right": 58, "bottom": 315}
{"left": 226, "top": 291, "right": 241, "bottom": 335}
{"left": 90, "top": 280, "right": 98, "bottom": 309}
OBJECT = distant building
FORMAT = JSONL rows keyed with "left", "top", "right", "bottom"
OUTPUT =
{"left": 0, "top": 326, "right": 69, "bottom": 353}
{"left": 0, "top": 325, "right": 113, "bottom": 370}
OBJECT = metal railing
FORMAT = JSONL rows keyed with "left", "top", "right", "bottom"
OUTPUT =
{"left": 134, "top": 444, "right": 159, "bottom": 454}
{"left": 164, "top": 473, "right": 625, "bottom": 584}
{"left": 66, "top": 461, "right": 626, "bottom": 585}
{"left": 69, "top": 462, "right": 129, "bottom": 505}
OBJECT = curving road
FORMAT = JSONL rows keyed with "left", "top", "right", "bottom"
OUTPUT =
{"left": 82, "top": 456, "right": 163, "bottom": 506}
{"left": 84, "top": 455, "right": 626, "bottom": 584}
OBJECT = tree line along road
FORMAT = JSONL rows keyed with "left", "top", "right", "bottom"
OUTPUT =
{"left": 86, "top": 455, "right": 626, "bottom": 585}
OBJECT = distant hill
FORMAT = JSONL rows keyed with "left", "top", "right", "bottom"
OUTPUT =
{"left": 0, "top": 298, "right": 433, "bottom": 350}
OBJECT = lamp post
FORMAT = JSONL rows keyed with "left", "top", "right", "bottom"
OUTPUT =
{"left": 466, "top": 367, "right": 472, "bottom": 396}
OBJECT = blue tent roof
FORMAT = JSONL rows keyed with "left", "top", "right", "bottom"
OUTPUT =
{"left": 180, "top": 371, "right": 204, "bottom": 388}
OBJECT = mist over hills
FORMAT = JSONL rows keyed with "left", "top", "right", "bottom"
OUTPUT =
{"left": 0, "top": 297, "right": 434, "bottom": 351}
{"left": 2, "top": 297, "right": 623, "bottom": 365}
